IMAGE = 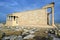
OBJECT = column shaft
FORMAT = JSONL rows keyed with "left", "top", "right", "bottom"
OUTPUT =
{"left": 52, "top": 7, "right": 54, "bottom": 26}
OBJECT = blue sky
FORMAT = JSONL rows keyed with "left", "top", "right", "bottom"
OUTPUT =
{"left": 0, "top": 0, "right": 60, "bottom": 23}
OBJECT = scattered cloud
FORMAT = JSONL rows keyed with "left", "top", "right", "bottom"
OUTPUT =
{"left": 0, "top": 0, "right": 60, "bottom": 23}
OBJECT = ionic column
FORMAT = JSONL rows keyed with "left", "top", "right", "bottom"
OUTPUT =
{"left": 52, "top": 7, "right": 54, "bottom": 26}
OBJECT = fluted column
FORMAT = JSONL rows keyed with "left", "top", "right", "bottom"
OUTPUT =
{"left": 52, "top": 7, "right": 54, "bottom": 26}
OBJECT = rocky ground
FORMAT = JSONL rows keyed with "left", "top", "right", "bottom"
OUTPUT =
{"left": 0, "top": 24, "right": 60, "bottom": 40}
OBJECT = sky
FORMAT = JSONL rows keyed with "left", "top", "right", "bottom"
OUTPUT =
{"left": 0, "top": 0, "right": 60, "bottom": 24}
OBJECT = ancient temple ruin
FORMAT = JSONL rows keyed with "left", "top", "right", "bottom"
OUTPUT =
{"left": 5, "top": 2, "right": 56, "bottom": 28}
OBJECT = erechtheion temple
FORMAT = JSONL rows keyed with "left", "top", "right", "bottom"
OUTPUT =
{"left": 5, "top": 2, "right": 56, "bottom": 28}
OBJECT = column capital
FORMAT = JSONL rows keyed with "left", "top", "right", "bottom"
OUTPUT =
{"left": 50, "top": 2, "right": 55, "bottom": 5}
